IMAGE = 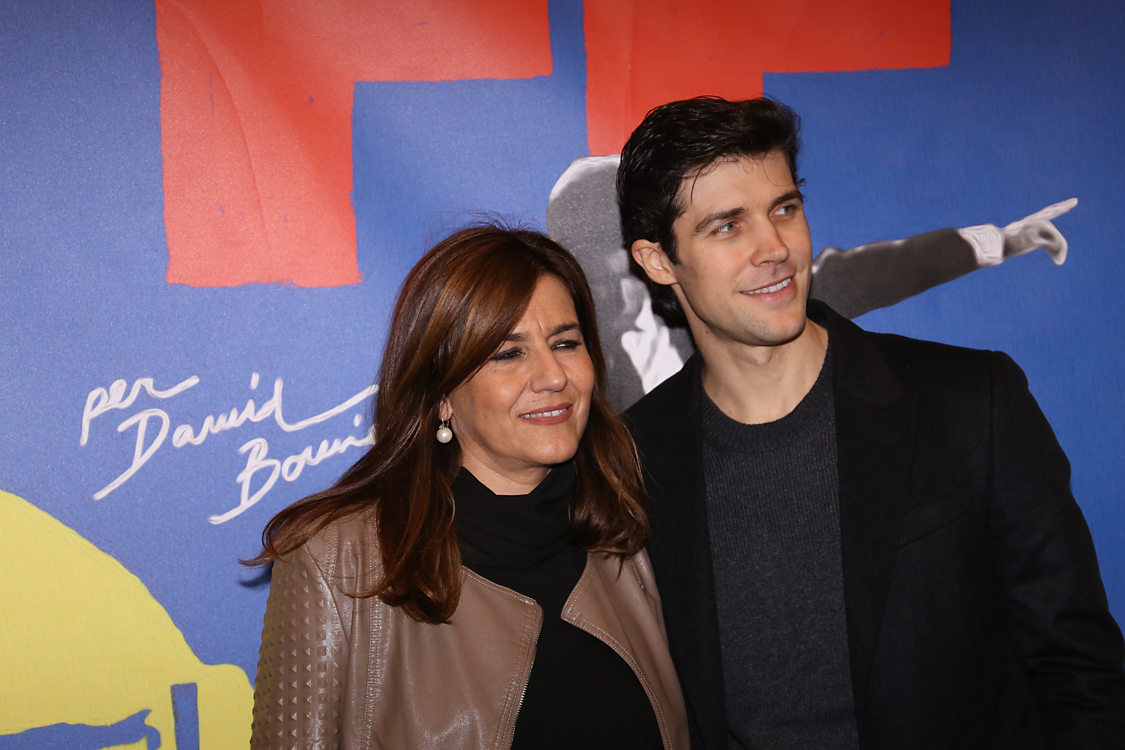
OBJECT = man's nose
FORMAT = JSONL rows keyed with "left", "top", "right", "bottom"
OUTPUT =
{"left": 750, "top": 222, "right": 790, "bottom": 265}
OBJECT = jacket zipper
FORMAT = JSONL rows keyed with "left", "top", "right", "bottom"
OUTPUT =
{"left": 459, "top": 567, "right": 543, "bottom": 750}
{"left": 502, "top": 606, "right": 541, "bottom": 750}
{"left": 487, "top": 579, "right": 542, "bottom": 750}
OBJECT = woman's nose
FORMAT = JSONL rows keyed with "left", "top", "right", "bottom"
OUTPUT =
{"left": 529, "top": 347, "right": 567, "bottom": 391}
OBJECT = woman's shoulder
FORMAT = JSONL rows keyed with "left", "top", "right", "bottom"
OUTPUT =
{"left": 283, "top": 509, "right": 383, "bottom": 589}
{"left": 585, "top": 548, "right": 658, "bottom": 592}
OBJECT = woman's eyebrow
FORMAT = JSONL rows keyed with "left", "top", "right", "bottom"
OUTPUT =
{"left": 504, "top": 322, "right": 580, "bottom": 342}
{"left": 549, "top": 322, "right": 581, "bottom": 337}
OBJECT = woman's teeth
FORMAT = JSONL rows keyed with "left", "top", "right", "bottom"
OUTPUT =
{"left": 522, "top": 408, "right": 567, "bottom": 419}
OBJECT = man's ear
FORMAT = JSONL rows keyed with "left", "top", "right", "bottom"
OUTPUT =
{"left": 631, "top": 239, "right": 678, "bottom": 287}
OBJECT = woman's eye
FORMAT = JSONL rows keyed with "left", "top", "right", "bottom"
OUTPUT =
{"left": 490, "top": 348, "right": 522, "bottom": 362}
{"left": 552, "top": 338, "right": 582, "bottom": 351}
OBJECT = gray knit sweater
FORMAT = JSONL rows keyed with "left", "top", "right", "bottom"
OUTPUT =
{"left": 701, "top": 348, "right": 859, "bottom": 750}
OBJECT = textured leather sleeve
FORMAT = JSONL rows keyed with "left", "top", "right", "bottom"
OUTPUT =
{"left": 251, "top": 530, "right": 353, "bottom": 750}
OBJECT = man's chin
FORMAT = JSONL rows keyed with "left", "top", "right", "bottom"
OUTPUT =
{"left": 743, "top": 313, "right": 809, "bottom": 348}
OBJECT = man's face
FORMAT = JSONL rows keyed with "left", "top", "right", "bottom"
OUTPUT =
{"left": 662, "top": 151, "right": 813, "bottom": 351}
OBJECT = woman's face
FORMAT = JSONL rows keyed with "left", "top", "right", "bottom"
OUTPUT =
{"left": 444, "top": 275, "right": 596, "bottom": 495}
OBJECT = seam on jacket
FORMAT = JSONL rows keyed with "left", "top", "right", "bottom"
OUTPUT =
{"left": 337, "top": 521, "right": 397, "bottom": 750}
{"left": 570, "top": 612, "right": 670, "bottom": 748}
{"left": 625, "top": 556, "right": 673, "bottom": 748}
{"left": 463, "top": 567, "right": 542, "bottom": 750}
{"left": 463, "top": 566, "right": 540, "bottom": 607}
{"left": 565, "top": 557, "right": 673, "bottom": 750}
{"left": 315, "top": 523, "right": 374, "bottom": 750}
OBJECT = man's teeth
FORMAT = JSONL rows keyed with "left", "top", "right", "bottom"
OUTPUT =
{"left": 745, "top": 278, "right": 791, "bottom": 295}
{"left": 521, "top": 408, "right": 567, "bottom": 419}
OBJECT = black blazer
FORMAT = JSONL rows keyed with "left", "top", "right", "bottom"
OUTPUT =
{"left": 625, "top": 301, "right": 1125, "bottom": 749}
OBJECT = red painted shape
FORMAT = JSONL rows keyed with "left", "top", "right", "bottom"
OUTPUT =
{"left": 584, "top": 0, "right": 950, "bottom": 155}
{"left": 156, "top": 0, "right": 552, "bottom": 287}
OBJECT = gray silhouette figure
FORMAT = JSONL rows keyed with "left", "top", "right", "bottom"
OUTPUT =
{"left": 547, "top": 156, "right": 1073, "bottom": 411}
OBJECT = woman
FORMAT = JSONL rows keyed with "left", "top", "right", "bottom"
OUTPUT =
{"left": 249, "top": 225, "right": 688, "bottom": 750}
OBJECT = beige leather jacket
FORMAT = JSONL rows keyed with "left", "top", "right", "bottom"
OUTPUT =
{"left": 250, "top": 513, "right": 689, "bottom": 750}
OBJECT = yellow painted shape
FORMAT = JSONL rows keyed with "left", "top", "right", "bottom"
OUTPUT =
{"left": 0, "top": 489, "right": 253, "bottom": 748}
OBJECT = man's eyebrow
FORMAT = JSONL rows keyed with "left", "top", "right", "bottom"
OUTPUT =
{"left": 690, "top": 190, "right": 803, "bottom": 236}
{"left": 773, "top": 190, "right": 804, "bottom": 210}
{"left": 693, "top": 207, "right": 745, "bottom": 236}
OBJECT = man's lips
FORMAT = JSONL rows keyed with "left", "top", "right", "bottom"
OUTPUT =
{"left": 519, "top": 404, "right": 572, "bottom": 423}
{"left": 742, "top": 277, "right": 792, "bottom": 295}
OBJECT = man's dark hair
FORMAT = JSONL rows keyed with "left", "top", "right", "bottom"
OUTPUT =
{"left": 617, "top": 96, "right": 802, "bottom": 318}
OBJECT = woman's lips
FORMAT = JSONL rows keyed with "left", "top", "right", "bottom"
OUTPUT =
{"left": 519, "top": 404, "right": 573, "bottom": 425}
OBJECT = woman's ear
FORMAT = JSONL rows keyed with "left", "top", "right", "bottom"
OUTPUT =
{"left": 438, "top": 398, "right": 453, "bottom": 422}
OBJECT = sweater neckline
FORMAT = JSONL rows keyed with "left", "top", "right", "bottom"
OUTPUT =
{"left": 701, "top": 342, "right": 835, "bottom": 452}
{"left": 453, "top": 462, "right": 575, "bottom": 571}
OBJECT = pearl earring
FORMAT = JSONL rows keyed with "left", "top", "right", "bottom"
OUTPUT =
{"left": 436, "top": 419, "right": 453, "bottom": 444}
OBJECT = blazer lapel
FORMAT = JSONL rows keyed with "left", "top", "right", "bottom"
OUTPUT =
{"left": 638, "top": 309, "right": 919, "bottom": 745}
{"left": 632, "top": 355, "right": 728, "bottom": 749}
{"left": 817, "top": 303, "right": 918, "bottom": 721}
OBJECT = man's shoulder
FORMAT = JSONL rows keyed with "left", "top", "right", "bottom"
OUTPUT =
{"left": 864, "top": 328, "right": 1001, "bottom": 369}
{"left": 623, "top": 356, "right": 698, "bottom": 440}
{"left": 824, "top": 305, "right": 1021, "bottom": 398}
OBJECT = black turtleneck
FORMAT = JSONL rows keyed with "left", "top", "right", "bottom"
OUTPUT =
{"left": 453, "top": 463, "right": 663, "bottom": 750}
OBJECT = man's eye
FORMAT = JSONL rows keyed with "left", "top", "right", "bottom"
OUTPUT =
{"left": 714, "top": 221, "right": 737, "bottom": 234}
{"left": 775, "top": 203, "right": 797, "bottom": 216}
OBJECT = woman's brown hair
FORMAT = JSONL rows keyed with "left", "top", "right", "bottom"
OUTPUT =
{"left": 248, "top": 224, "right": 649, "bottom": 623}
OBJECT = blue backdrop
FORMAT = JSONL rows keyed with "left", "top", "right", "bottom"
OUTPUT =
{"left": 0, "top": 0, "right": 1121, "bottom": 742}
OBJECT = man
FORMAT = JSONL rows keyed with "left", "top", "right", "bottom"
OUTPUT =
{"left": 546, "top": 154, "right": 1075, "bottom": 412}
{"left": 618, "top": 96, "right": 1125, "bottom": 749}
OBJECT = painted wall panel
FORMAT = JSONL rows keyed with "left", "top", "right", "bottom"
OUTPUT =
{"left": 0, "top": 0, "right": 1121, "bottom": 743}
